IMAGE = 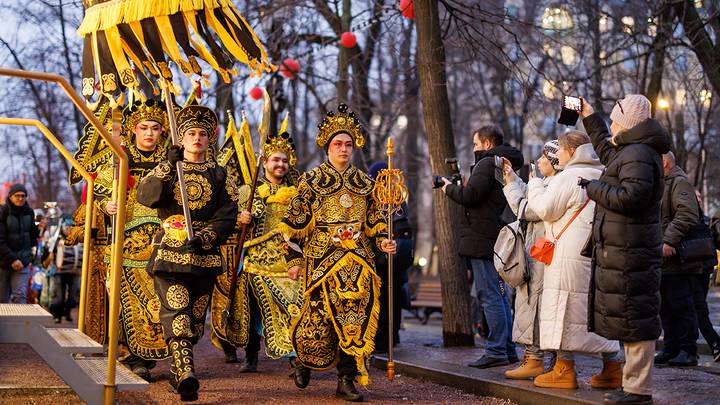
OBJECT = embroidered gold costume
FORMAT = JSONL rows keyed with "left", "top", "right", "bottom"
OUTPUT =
{"left": 211, "top": 176, "right": 303, "bottom": 359}
{"left": 93, "top": 99, "right": 169, "bottom": 361}
{"left": 281, "top": 104, "right": 386, "bottom": 385}
{"left": 136, "top": 104, "right": 238, "bottom": 394}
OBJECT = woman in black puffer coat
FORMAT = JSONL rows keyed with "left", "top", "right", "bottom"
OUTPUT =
{"left": 578, "top": 95, "right": 671, "bottom": 405}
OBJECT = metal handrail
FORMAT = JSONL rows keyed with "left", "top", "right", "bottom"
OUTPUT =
{"left": 0, "top": 67, "right": 128, "bottom": 405}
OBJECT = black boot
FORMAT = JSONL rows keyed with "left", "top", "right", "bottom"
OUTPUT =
{"left": 220, "top": 340, "right": 238, "bottom": 364}
{"left": 336, "top": 375, "right": 363, "bottom": 402}
{"left": 170, "top": 339, "right": 199, "bottom": 402}
{"left": 603, "top": 390, "right": 653, "bottom": 405}
{"left": 121, "top": 354, "right": 151, "bottom": 381}
{"left": 290, "top": 357, "right": 310, "bottom": 389}
{"left": 239, "top": 350, "right": 258, "bottom": 373}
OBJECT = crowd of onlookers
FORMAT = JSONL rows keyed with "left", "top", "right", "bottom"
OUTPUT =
{"left": 0, "top": 184, "right": 82, "bottom": 323}
{"left": 442, "top": 94, "right": 720, "bottom": 405}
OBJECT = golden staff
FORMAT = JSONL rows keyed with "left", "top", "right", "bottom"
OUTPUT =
{"left": 372, "top": 137, "right": 408, "bottom": 381}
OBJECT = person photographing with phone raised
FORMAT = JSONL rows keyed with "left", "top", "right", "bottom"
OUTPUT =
{"left": 440, "top": 125, "right": 523, "bottom": 369}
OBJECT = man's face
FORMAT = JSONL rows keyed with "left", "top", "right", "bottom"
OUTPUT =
{"left": 264, "top": 152, "right": 289, "bottom": 181}
{"left": 134, "top": 120, "right": 162, "bottom": 151}
{"left": 473, "top": 133, "right": 492, "bottom": 152}
{"left": 327, "top": 133, "right": 354, "bottom": 166}
{"left": 182, "top": 128, "right": 210, "bottom": 154}
{"left": 9, "top": 192, "right": 27, "bottom": 207}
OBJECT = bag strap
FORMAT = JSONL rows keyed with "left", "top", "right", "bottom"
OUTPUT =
{"left": 554, "top": 199, "right": 590, "bottom": 241}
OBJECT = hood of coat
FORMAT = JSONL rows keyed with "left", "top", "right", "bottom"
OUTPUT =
{"left": 665, "top": 165, "right": 689, "bottom": 182}
{"left": 615, "top": 118, "right": 671, "bottom": 155}
{"left": 475, "top": 143, "right": 524, "bottom": 171}
{"left": 564, "top": 143, "right": 603, "bottom": 170}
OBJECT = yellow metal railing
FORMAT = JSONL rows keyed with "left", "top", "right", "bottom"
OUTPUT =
{"left": 0, "top": 68, "right": 128, "bottom": 405}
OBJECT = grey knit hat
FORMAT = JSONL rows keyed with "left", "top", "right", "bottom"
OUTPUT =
{"left": 542, "top": 140, "right": 562, "bottom": 171}
{"left": 610, "top": 94, "right": 651, "bottom": 130}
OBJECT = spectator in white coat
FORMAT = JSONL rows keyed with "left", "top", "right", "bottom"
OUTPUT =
{"left": 501, "top": 140, "right": 562, "bottom": 380}
{"left": 527, "top": 131, "right": 621, "bottom": 390}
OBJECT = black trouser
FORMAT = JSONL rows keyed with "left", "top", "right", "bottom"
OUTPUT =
{"left": 690, "top": 272, "right": 720, "bottom": 349}
{"left": 337, "top": 350, "right": 358, "bottom": 377}
{"left": 154, "top": 272, "right": 214, "bottom": 343}
{"left": 375, "top": 238, "right": 412, "bottom": 351}
{"left": 49, "top": 273, "right": 79, "bottom": 319}
{"left": 660, "top": 274, "right": 699, "bottom": 356}
{"left": 246, "top": 286, "right": 262, "bottom": 355}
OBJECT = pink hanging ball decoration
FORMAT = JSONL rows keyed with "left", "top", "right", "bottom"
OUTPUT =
{"left": 399, "top": 0, "right": 415, "bottom": 19}
{"left": 340, "top": 31, "right": 357, "bottom": 48}
{"left": 249, "top": 87, "right": 263, "bottom": 100}
{"left": 279, "top": 58, "right": 300, "bottom": 80}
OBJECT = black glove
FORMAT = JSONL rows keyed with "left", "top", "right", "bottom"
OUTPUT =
{"left": 184, "top": 235, "right": 203, "bottom": 252}
{"left": 167, "top": 145, "right": 184, "bottom": 166}
{"left": 577, "top": 177, "right": 591, "bottom": 189}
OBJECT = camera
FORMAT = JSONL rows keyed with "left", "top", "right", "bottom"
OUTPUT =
{"left": 432, "top": 157, "right": 462, "bottom": 189}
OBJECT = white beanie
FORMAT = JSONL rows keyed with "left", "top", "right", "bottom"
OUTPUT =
{"left": 610, "top": 94, "right": 651, "bottom": 130}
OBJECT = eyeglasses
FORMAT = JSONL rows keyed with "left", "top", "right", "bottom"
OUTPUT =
{"left": 615, "top": 100, "right": 624, "bottom": 115}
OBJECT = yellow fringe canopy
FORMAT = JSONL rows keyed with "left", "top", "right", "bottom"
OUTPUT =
{"left": 79, "top": 0, "right": 274, "bottom": 103}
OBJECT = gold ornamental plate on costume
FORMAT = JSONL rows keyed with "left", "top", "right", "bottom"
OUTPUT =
{"left": 163, "top": 215, "right": 188, "bottom": 242}
{"left": 339, "top": 193, "right": 354, "bottom": 208}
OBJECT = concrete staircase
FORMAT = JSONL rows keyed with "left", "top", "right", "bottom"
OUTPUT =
{"left": 0, "top": 304, "right": 148, "bottom": 404}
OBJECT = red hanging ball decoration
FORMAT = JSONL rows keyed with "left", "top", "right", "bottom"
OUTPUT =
{"left": 279, "top": 58, "right": 300, "bottom": 80}
{"left": 340, "top": 31, "right": 357, "bottom": 48}
{"left": 399, "top": 0, "right": 415, "bottom": 19}
{"left": 249, "top": 86, "right": 263, "bottom": 100}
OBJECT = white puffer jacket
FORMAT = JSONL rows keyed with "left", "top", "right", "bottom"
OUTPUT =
{"left": 527, "top": 143, "right": 619, "bottom": 353}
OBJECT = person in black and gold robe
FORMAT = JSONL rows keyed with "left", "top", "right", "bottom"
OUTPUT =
{"left": 137, "top": 105, "right": 238, "bottom": 402}
{"left": 93, "top": 99, "right": 170, "bottom": 379}
{"left": 281, "top": 104, "right": 397, "bottom": 402}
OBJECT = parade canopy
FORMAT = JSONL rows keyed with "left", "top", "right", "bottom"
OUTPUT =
{"left": 78, "top": 0, "right": 274, "bottom": 103}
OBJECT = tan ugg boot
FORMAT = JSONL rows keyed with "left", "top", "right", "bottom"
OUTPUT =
{"left": 504, "top": 356, "right": 545, "bottom": 380}
{"left": 590, "top": 360, "right": 623, "bottom": 389}
{"left": 533, "top": 358, "right": 578, "bottom": 389}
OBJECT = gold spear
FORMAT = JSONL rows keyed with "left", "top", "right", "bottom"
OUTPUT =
{"left": 372, "top": 137, "right": 409, "bottom": 381}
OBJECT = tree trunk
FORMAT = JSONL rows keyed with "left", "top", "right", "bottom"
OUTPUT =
{"left": 415, "top": 0, "right": 474, "bottom": 347}
{"left": 672, "top": 1, "right": 720, "bottom": 96}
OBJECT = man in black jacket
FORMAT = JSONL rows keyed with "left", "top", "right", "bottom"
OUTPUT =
{"left": 0, "top": 184, "right": 40, "bottom": 303}
{"left": 579, "top": 95, "right": 671, "bottom": 405}
{"left": 655, "top": 152, "right": 707, "bottom": 367}
{"left": 441, "top": 125, "right": 524, "bottom": 368}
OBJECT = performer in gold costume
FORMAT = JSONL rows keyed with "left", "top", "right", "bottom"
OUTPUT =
{"left": 65, "top": 103, "right": 123, "bottom": 345}
{"left": 93, "top": 99, "right": 170, "bottom": 379}
{"left": 211, "top": 131, "right": 303, "bottom": 371}
{"left": 282, "top": 104, "right": 397, "bottom": 402}
{"left": 137, "top": 105, "right": 239, "bottom": 402}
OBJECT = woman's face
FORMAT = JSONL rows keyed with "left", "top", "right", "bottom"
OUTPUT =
{"left": 557, "top": 145, "right": 574, "bottom": 167}
{"left": 537, "top": 154, "right": 556, "bottom": 177}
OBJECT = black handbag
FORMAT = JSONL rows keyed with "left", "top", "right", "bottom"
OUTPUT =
{"left": 679, "top": 211, "right": 717, "bottom": 264}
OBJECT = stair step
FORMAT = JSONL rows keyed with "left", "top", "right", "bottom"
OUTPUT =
{"left": 74, "top": 358, "right": 149, "bottom": 392}
{"left": 0, "top": 304, "right": 52, "bottom": 322}
{"left": 45, "top": 328, "right": 103, "bottom": 354}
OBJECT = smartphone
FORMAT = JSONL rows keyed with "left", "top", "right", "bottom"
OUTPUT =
{"left": 530, "top": 160, "right": 536, "bottom": 175}
{"left": 558, "top": 95, "right": 582, "bottom": 126}
{"left": 493, "top": 156, "right": 505, "bottom": 184}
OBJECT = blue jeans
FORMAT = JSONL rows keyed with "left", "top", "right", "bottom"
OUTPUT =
{"left": 0, "top": 265, "right": 30, "bottom": 303}
{"left": 471, "top": 258, "right": 515, "bottom": 359}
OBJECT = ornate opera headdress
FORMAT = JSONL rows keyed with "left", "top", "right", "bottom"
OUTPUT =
{"left": 122, "top": 98, "right": 169, "bottom": 144}
{"left": 316, "top": 103, "right": 366, "bottom": 149}
{"left": 263, "top": 131, "right": 297, "bottom": 166}
{"left": 177, "top": 105, "right": 219, "bottom": 145}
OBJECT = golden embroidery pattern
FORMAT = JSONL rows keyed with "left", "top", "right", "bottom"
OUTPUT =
{"left": 172, "top": 314, "right": 192, "bottom": 337}
{"left": 193, "top": 295, "right": 210, "bottom": 318}
{"left": 166, "top": 285, "right": 190, "bottom": 310}
{"left": 174, "top": 173, "right": 212, "bottom": 210}
{"left": 156, "top": 249, "right": 222, "bottom": 267}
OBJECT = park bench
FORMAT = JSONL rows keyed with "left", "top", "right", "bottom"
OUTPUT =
{"left": 410, "top": 280, "right": 442, "bottom": 324}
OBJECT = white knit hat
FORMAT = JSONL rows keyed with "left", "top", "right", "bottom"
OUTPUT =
{"left": 610, "top": 94, "right": 651, "bottom": 130}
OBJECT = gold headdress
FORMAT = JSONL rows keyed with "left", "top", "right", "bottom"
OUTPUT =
{"left": 122, "top": 98, "right": 169, "bottom": 143}
{"left": 316, "top": 103, "right": 366, "bottom": 149}
{"left": 263, "top": 131, "right": 297, "bottom": 166}
{"left": 177, "top": 105, "right": 219, "bottom": 144}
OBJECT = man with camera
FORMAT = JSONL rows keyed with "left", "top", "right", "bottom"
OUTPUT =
{"left": 441, "top": 125, "right": 524, "bottom": 368}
